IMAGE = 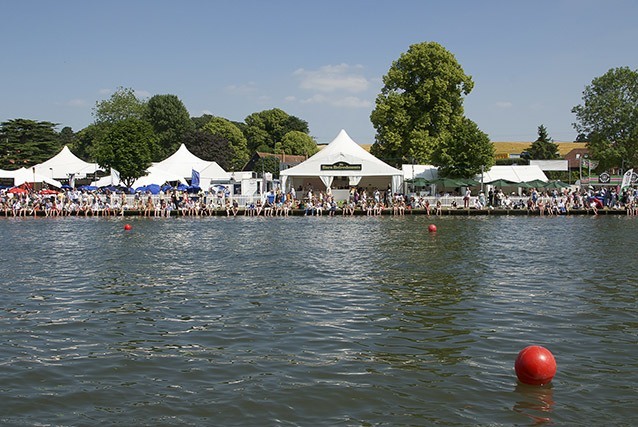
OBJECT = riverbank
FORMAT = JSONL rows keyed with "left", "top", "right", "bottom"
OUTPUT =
{"left": 1, "top": 207, "right": 631, "bottom": 217}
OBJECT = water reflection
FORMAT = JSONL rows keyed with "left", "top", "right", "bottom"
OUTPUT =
{"left": 513, "top": 383, "right": 554, "bottom": 425}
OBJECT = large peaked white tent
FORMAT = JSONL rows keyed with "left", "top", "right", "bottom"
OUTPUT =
{"left": 33, "top": 146, "right": 101, "bottom": 179}
{"left": 153, "top": 144, "right": 229, "bottom": 183}
{"left": 280, "top": 129, "right": 403, "bottom": 194}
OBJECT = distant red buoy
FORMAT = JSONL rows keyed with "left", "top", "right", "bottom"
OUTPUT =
{"left": 124, "top": 224, "right": 132, "bottom": 231}
{"left": 428, "top": 224, "right": 437, "bottom": 233}
{"left": 515, "top": 345, "right": 556, "bottom": 385}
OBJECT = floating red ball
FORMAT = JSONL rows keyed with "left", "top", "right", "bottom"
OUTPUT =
{"left": 515, "top": 345, "right": 556, "bottom": 385}
{"left": 428, "top": 224, "right": 437, "bottom": 233}
{"left": 124, "top": 224, "right": 132, "bottom": 231}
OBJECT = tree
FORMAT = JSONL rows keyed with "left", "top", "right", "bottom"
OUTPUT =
{"left": 92, "top": 118, "right": 157, "bottom": 188}
{"left": 145, "top": 94, "right": 193, "bottom": 160}
{"left": 253, "top": 156, "right": 281, "bottom": 179}
{"left": 274, "top": 131, "right": 318, "bottom": 156}
{"left": 58, "top": 126, "right": 76, "bottom": 147}
{"left": 93, "top": 87, "right": 147, "bottom": 125}
{"left": 183, "top": 129, "right": 232, "bottom": 171}
{"left": 572, "top": 66, "right": 638, "bottom": 170}
{"left": 527, "top": 125, "right": 559, "bottom": 160}
{"left": 243, "top": 108, "right": 310, "bottom": 152}
{"left": 370, "top": 42, "right": 474, "bottom": 166}
{"left": 431, "top": 118, "right": 494, "bottom": 178}
{"left": 202, "top": 117, "right": 249, "bottom": 171}
{"left": 0, "top": 119, "right": 62, "bottom": 169}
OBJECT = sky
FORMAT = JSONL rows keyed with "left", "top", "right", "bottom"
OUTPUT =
{"left": 2, "top": 0, "right": 637, "bottom": 144}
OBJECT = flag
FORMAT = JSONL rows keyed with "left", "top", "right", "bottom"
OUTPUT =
{"left": 69, "top": 173, "right": 76, "bottom": 188}
{"left": 191, "top": 169, "right": 200, "bottom": 187}
{"left": 111, "top": 168, "right": 121, "bottom": 185}
{"left": 621, "top": 168, "right": 633, "bottom": 191}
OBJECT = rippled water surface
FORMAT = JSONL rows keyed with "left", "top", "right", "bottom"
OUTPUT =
{"left": 1, "top": 215, "right": 637, "bottom": 425}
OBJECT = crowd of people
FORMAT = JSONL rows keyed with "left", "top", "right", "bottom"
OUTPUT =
{"left": 1, "top": 184, "right": 637, "bottom": 218}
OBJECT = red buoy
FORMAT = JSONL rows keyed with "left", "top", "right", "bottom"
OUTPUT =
{"left": 515, "top": 345, "right": 556, "bottom": 385}
{"left": 428, "top": 224, "right": 437, "bottom": 233}
{"left": 124, "top": 224, "right": 132, "bottom": 231}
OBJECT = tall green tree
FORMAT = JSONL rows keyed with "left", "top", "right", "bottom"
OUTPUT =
{"left": 0, "top": 119, "right": 62, "bottom": 169}
{"left": 202, "top": 117, "right": 249, "bottom": 171}
{"left": 572, "top": 66, "right": 638, "bottom": 170}
{"left": 431, "top": 118, "right": 494, "bottom": 178}
{"left": 243, "top": 108, "right": 310, "bottom": 152}
{"left": 92, "top": 87, "right": 147, "bottom": 125}
{"left": 145, "top": 94, "right": 193, "bottom": 160}
{"left": 527, "top": 125, "right": 559, "bottom": 159}
{"left": 183, "top": 129, "right": 232, "bottom": 171}
{"left": 274, "top": 131, "right": 318, "bottom": 156}
{"left": 370, "top": 41, "right": 474, "bottom": 167}
{"left": 93, "top": 118, "right": 157, "bottom": 187}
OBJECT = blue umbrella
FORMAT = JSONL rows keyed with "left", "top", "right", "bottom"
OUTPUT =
{"left": 176, "top": 183, "right": 189, "bottom": 191}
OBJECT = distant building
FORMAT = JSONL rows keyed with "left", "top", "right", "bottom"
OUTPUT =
{"left": 242, "top": 152, "right": 308, "bottom": 172}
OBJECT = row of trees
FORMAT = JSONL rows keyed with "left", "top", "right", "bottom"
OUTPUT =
{"left": 369, "top": 42, "right": 638, "bottom": 179}
{"left": 2, "top": 42, "right": 637, "bottom": 185}
{"left": 0, "top": 91, "right": 319, "bottom": 185}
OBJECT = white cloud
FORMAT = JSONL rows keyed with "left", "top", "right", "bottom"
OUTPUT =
{"left": 284, "top": 95, "right": 296, "bottom": 102}
{"left": 64, "top": 98, "right": 88, "bottom": 107}
{"left": 299, "top": 94, "right": 371, "bottom": 108}
{"left": 293, "top": 64, "right": 369, "bottom": 93}
{"left": 225, "top": 82, "right": 258, "bottom": 94}
{"left": 496, "top": 101, "right": 513, "bottom": 108}
{"left": 98, "top": 88, "right": 111, "bottom": 95}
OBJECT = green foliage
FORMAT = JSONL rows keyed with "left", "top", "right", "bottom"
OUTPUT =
{"left": 572, "top": 66, "right": 638, "bottom": 170}
{"left": 0, "top": 119, "right": 62, "bottom": 169}
{"left": 526, "top": 125, "right": 559, "bottom": 159}
{"left": 183, "top": 129, "right": 232, "bottom": 171}
{"left": 93, "top": 118, "right": 156, "bottom": 187}
{"left": 254, "top": 156, "right": 280, "bottom": 179}
{"left": 145, "top": 94, "right": 193, "bottom": 160}
{"left": 495, "top": 158, "right": 530, "bottom": 166}
{"left": 92, "top": 87, "right": 147, "bottom": 125}
{"left": 202, "top": 117, "right": 249, "bottom": 171}
{"left": 243, "top": 108, "right": 309, "bottom": 152}
{"left": 370, "top": 41, "right": 474, "bottom": 166}
{"left": 431, "top": 118, "right": 494, "bottom": 178}
{"left": 275, "top": 131, "right": 318, "bottom": 156}
{"left": 58, "top": 126, "right": 76, "bottom": 147}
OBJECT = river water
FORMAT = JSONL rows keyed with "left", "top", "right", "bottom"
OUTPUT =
{"left": 0, "top": 215, "right": 636, "bottom": 426}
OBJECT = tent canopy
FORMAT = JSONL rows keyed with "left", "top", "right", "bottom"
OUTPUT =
{"left": 280, "top": 129, "right": 403, "bottom": 193}
{"left": 153, "top": 144, "right": 229, "bottom": 183}
{"left": 5, "top": 167, "right": 62, "bottom": 188}
{"left": 479, "top": 165, "right": 547, "bottom": 185}
{"left": 32, "top": 146, "right": 101, "bottom": 179}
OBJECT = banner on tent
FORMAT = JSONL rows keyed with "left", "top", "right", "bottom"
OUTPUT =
{"left": 320, "top": 162, "right": 362, "bottom": 171}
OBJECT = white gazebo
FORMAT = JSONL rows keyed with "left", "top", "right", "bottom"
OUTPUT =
{"left": 153, "top": 144, "right": 229, "bottom": 184}
{"left": 280, "top": 129, "right": 403, "bottom": 199}
{"left": 33, "top": 146, "right": 101, "bottom": 180}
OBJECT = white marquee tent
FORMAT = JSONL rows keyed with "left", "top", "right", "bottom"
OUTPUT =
{"left": 33, "top": 146, "right": 101, "bottom": 180}
{"left": 153, "top": 144, "right": 229, "bottom": 184}
{"left": 0, "top": 167, "right": 62, "bottom": 188}
{"left": 479, "top": 165, "right": 548, "bottom": 184}
{"left": 280, "top": 129, "right": 403, "bottom": 194}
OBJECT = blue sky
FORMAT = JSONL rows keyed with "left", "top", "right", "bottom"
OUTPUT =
{"left": 2, "top": 0, "right": 637, "bottom": 144}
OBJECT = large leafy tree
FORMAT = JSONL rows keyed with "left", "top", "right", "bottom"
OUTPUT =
{"left": 183, "top": 129, "right": 232, "bottom": 171}
{"left": 145, "top": 94, "right": 193, "bottom": 160}
{"left": 431, "top": 118, "right": 494, "bottom": 178}
{"left": 370, "top": 42, "right": 474, "bottom": 166}
{"left": 0, "top": 119, "right": 62, "bottom": 169}
{"left": 202, "top": 117, "right": 249, "bottom": 171}
{"left": 572, "top": 66, "right": 638, "bottom": 170}
{"left": 243, "top": 108, "right": 310, "bottom": 152}
{"left": 527, "top": 125, "right": 559, "bottom": 159}
{"left": 93, "top": 118, "right": 157, "bottom": 188}
{"left": 93, "top": 87, "right": 147, "bottom": 124}
{"left": 274, "top": 130, "right": 318, "bottom": 156}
